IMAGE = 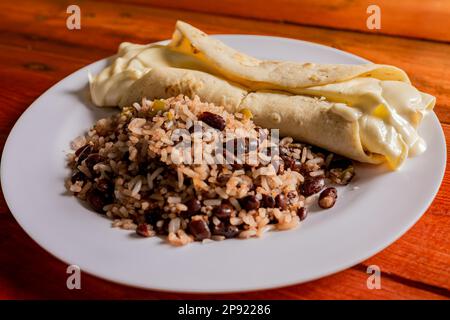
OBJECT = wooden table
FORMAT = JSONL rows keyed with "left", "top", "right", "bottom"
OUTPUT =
{"left": 0, "top": 0, "right": 449, "bottom": 299}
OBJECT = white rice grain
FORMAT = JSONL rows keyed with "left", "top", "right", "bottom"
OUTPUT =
{"left": 203, "top": 199, "right": 222, "bottom": 207}
{"left": 147, "top": 167, "right": 164, "bottom": 189}
{"left": 310, "top": 170, "right": 324, "bottom": 177}
{"left": 168, "top": 218, "right": 181, "bottom": 233}
{"left": 167, "top": 196, "right": 181, "bottom": 204}
{"left": 239, "top": 229, "right": 257, "bottom": 238}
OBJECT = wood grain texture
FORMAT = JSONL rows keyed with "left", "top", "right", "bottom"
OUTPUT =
{"left": 1, "top": 0, "right": 449, "bottom": 124}
{"left": 0, "top": 0, "right": 449, "bottom": 299}
{"left": 114, "top": 0, "right": 450, "bottom": 43}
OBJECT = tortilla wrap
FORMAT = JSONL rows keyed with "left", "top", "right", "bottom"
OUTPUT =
{"left": 89, "top": 21, "right": 435, "bottom": 169}
{"left": 120, "top": 67, "right": 247, "bottom": 110}
{"left": 169, "top": 21, "right": 410, "bottom": 91}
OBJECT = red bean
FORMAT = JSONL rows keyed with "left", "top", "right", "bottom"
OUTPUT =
{"left": 71, "top": 170, "right": 86, "bottom": 183}
{"left": 240, "top": 195, "right": 260, "bottom": 211}
{"left": 136, "top": 224, "right": 152, "bottom": 237}
{"left": 86, "top": 188, "right": 108, "bottom": 213}
{"left": 189, "top": 220, "right": 211, "bottom": 241}
{"left": 216, "top": 173, "right": 231, "bottom": 186}
{"left": 84, "top": 153, "right": 106, "bottom": 173}
{"left": 297, "top": 207, "right": 308, "bottom": 221}
{"left": 96, "top": 179, "right": 113, "bottom": 193}
{"left": 301, "top": 177, "right": 324, "bottom": 196}
{"left": 75, "top": 144, "right": 91, "bottom": 156}
{"left": 198, "top": 112, "right": 226, "bottom": 131}
{"left": 261, "top": 194, "right": 276, "bottom": 208}
{"left": 318, "top": 187, "right": 337, "bottom": 209}
{"left": 144, "top": 207, "right": 163, "bottom": 225}
{"left": 281, "top": 156, "right": 302, "bottom": 172}
{"left": 275, "top": 193, "right": 288, "bottom": 210}
{"left": 181, "top": 199, "right": 202, "bottom": 218}
{"left": 75, "top": 144, "right": 93, "bottom": 164}
{"left": 211, "top": 222, "right": 239, "bottom": 238}
{"left": 213, "top": 203, "right": 235, "bottom": 219}
{"left": 281, "top": 156, "right": 295, "bottom": 170}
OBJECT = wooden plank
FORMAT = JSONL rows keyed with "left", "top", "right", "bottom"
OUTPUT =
{"left": 0, "top": 46, "right": 90, "bottom": 152}
{"left": 0, "top": 0, "right": 449, "bottom": 123}
{"left": 110, "top": 0, "right": 450, "bottom": 43}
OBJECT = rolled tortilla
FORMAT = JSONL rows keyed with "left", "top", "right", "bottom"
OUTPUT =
{"left": 169, "top": 21, "right": 411, "bottom": 91}
{"left": 119, "top": 67, "right": 247, "bottom": 110}
{"left": 89, "top": 21, "right": 435, "bottom": 169}
{"left": 240, "top": 92, "right": 388, "bottom": 164}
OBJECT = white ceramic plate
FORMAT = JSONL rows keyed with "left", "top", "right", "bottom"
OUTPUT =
{"left": 1, "top": 36, "right": 446, "bottom": 293}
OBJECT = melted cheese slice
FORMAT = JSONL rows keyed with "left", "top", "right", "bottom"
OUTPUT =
{"left": 298, "top": 78, "right": 435, "bottom": 167}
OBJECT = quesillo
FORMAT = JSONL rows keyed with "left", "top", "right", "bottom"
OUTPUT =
{"left": 89, "top": 21, "right": 435, "bottom": 169}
